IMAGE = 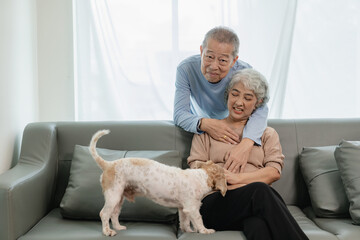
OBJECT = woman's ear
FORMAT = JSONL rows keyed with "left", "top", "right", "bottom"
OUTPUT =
{"left": 255, "top": 99, "right": 264, "bottom": 108}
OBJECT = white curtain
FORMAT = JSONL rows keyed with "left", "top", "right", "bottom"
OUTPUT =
{"left": 284, "top": 0, "right": 360, "bottom": 119}
{"left": 73, "top": 0, "right": 360, "bottom": 121}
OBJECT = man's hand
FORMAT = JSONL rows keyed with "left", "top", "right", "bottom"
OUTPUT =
{"left": 200, "top": 118, "right": 239, "bottom": 144}
{"left": 224, "top": 138, "right": 254, "bottom": 173}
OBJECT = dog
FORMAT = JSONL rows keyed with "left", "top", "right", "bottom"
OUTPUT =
{"left": 89, "top": 129, "right": 227, "bottom": 236}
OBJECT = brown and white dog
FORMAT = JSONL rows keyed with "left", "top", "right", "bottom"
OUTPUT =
{"left": 89, "top": 130, "right": 227, "bottom": 236}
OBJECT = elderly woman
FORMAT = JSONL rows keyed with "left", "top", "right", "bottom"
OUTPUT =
{"left": 188, "top": 69, "right": 308, "bottom": 240}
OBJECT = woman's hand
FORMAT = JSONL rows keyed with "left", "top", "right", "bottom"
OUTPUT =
{"left": 224, "top": 169, "right": 240, "bottom": 185}
{"left": 200, "top": 118, "right": 239, "bottom": 145}
{"left": 224, "top": 169, "right": 246, "bottom": 189}
{"left": 224, "top": 138, "right": 254, "bottom": 173}
{"left": 227, "top": 183, "right": 246, "bottom": 190}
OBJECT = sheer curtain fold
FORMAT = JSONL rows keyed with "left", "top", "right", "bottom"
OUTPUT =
{"left": 74, "top": 0, "right": 175, "bottom": 121}
{"left": 74, "top": 0, "right": 360, "bottom": 121}
{"left": 268, "top": 0, "right": 297, "bottom": 118}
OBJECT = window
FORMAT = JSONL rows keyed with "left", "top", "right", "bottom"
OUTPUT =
{"left": 73, "top": 0, "right": 360, "bottom": 120}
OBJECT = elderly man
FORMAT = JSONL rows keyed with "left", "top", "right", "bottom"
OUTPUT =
{"left": 173, "top": 26, "right": 268, "bottom": 173}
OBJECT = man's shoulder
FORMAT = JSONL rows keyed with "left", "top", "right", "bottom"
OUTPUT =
{"left": 233, "top": 59, "right": 252, "bottom": 70}
{"left": 178, "top": 54, "right": 201, "bottom": 69}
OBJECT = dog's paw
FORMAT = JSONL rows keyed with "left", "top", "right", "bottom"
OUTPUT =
{"left": 180, "top": 226, "right": 195, "bottom": 233}
{"left": 199, "top": 228, "right": 215, "bottom": 234}
{"left": 113, "top": 224, "right": 127, "bottom": 231}
{"left": 103, "top": 228, "right": 117, "bottom": 237}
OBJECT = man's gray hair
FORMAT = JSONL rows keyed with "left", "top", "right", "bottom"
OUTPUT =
{"left": 202, "top": 26, "right": 240, "bottom": 58}
{"left": 225, "top": 69, "right": 270, "bottom": 109}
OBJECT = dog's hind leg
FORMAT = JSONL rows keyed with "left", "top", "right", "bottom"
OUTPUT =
{"left": 100, "top": 187, "right": 124, "bottom": 236}
{"left": 111, "top": 195, "right": 127, "bottom": 231}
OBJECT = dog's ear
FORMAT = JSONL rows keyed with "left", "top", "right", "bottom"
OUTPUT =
{"left": 215, "top": 179, "right": 227, "bottom": 197}
{"left": 202, "top": 161, "right": 227, "bottom": 196}
{"left": 191, "top": 161, "right": 207, "bottom": 169}
{"left": 214, "top": 169, "right": 227, "bottom": 197}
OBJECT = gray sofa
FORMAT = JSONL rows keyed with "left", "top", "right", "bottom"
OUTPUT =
{"left": 1, "top": 119, "right": 360, "bottom": 240}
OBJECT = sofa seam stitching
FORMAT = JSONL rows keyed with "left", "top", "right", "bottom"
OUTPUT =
{"left": 294, "top": 119, "right": 300, "bottom": 155}
{"left": 308, "top": 169, "right": 339, "bottom": 183}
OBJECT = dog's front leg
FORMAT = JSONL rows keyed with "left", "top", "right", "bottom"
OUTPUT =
{"left": 183, "top": 206, "right": 215, "bottom": 234}
{"left": 179, "top": 208, "right": 194, "bottom": 233}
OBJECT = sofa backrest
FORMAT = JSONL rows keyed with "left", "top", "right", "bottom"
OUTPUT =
{"left": 269, "top": 118, "right": 360, "bottom": 207}
{"left": 53, "top": 121, "right": 193, "bottom": 207}
{"left": 45, "top": 119, "right": 360, "bottom": 207}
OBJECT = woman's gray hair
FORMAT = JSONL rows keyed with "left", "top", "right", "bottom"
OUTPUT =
{"left": 225, "top": 69, "right": 270, "bottom": 109}
{"left": 202, "top": 26, "right": 239, "bottom": 58}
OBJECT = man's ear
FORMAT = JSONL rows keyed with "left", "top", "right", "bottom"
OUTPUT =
{"left": 230, "top": 55, "right": 239, "bottom": 68}
{"left": 200, "top": 45, "right": 203, "bottom": 55}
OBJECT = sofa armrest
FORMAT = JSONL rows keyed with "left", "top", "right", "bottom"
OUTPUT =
{"left": 0, "top": 123, "right": 58, "bottom": 240}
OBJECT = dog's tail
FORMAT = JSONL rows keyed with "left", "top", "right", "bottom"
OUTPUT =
{"left": 89, "top": 129, "right": 110, "bottom": 170}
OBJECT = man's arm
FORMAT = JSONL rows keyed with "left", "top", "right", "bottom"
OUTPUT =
{"left": 242, "top": 104, "right": 269, "bottom": 145}
{"left": 173, "top": 66, "right": 240, "bottom": 141}
{"left": 199, "top": 118, "right": 239, "bottom": 144}
{"left": 173, "top": 66, "right": 201, "bottom": 133}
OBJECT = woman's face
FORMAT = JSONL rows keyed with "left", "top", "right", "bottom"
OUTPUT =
{"left": 227, "top": 81, "right": 259, "bottom": 122}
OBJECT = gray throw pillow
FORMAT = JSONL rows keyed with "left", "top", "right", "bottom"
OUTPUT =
{"left": 299, "top": 146, "right": 349, "bottom": 218}
{"left": 60, "top": 145, "right": 182, "bottom": 222}
{"left": 335, "top": 140, "right": 360, "bottom": 225}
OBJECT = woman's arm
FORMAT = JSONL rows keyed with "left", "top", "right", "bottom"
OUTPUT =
{"left": 187, "top": 133, "right": 211, "bottom": 168}
{"left": 225, "top": 167, "right": 280, "bottom": 190}
{"left": 223, "top": 104, "right": 269, "bottom": 173}
{"left": 225, "top": 127, "right": 284, "bottom": 189}
{"left": 223, "top": 138, "right": 254, "bottom": 173}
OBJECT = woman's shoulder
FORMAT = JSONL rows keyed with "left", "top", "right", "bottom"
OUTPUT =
{"left": 262, "top": 127, "right": 280, "bottom": 141}
{"left": 192, "top": 131, "right": 212, "bottom": 143}
{"left": 264, "top": 126, "right": 277, "bottom": 134}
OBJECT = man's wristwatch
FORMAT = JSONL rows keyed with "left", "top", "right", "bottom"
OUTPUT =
{"left": 197, "top": 118, "right": 202, "bottom": 132}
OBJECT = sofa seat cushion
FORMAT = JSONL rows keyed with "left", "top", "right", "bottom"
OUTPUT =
{"left": 177, "top": 206, "right": 336, "bottom": 240}
{"left": 19, "top": 208, "right": 178, "bottom": 240}
{"left": 178, "top": 230, "right": 246, "bottom": 240}
{"left": 60, "top": 145, "right": 182, "bottom": 222}
{"left": 286, "top": 206, "right": 338, "bottom": 240}
{"left": 303, "top": 207, "right": 360, "bottom": 240}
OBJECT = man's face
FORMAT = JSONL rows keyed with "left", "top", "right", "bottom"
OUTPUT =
{"left": 200, "top": 38, "right": 238, "bottom": 83}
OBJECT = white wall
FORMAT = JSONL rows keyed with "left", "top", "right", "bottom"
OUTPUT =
{"left": 37, "top": 0, "right": 74, "bottom": 122}
{"left": 0, "top": 0, "right": 38, "bottom": 174}
{"left": 0, "top": 0, "right": 74, "bottom": 174}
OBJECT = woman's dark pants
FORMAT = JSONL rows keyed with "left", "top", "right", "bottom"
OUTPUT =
{"left": 200, "top": 182, "right": 309, "bottom": 240}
